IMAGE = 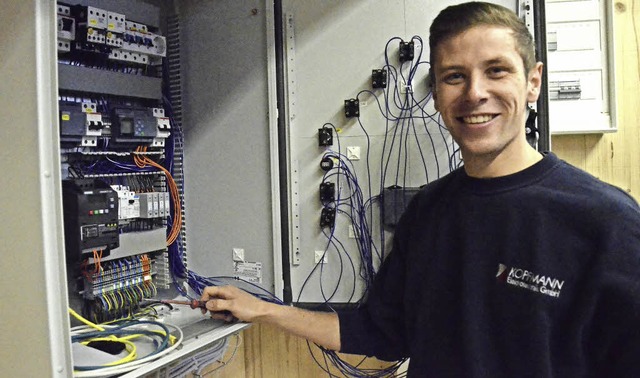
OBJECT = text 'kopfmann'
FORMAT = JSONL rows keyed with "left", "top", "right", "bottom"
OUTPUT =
{"left": 507, "top": 268, "right": 565, "bottom": 298}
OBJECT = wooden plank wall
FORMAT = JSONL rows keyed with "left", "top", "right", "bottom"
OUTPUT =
{"left": 197, "top": 1, "right": 639, "bottom": 376}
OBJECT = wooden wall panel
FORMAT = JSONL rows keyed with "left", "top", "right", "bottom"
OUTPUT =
{"left": 201, "top": 1, "right": 639, "bottom": 377}
{"left": 199, "top": 324, "right": 395, "bottom": 377}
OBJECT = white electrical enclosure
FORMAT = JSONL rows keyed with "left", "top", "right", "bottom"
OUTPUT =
{"left": 546, "top": 0, "right": 617, "bottom": 134}
{"left": 2, "top": 0, "right": 280, "bottom": 376}
{"left": 282, "top": 0, "right": 518, "bottom": 304}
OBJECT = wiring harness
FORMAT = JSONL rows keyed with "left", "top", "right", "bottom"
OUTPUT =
{"left": 294, "top": 35, "right": 462, "bottom": 377}
{"left": 69, "top": 308, "right": 183, "bottom": 377}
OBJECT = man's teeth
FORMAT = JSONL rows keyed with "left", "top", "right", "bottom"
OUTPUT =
{"left": 462, "top": 114, "right": 493, "bottom": 124}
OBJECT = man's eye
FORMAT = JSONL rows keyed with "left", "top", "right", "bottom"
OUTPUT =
{"left": 488, "top": 67, "right": 508, "bottom": 76}
{"left": 444, "top": 73, "right": 464, "bottom": 84}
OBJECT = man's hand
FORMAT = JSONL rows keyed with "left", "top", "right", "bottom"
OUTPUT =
{"left": 200, "top": 285, "right": 271, "bottom": 323}
{"left": 199, "top": 285, "right": 341, "bottom": 351}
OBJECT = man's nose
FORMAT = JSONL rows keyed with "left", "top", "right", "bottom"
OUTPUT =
{"left": 464, "top": 75, "right": 489, "bottom": 104}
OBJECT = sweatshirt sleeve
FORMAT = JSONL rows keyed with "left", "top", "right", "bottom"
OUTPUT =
{"left": 336, "top": 194, "right": 419, "bottom": 361}
{"left": 337, "top": 255, "right": 408, "bottom": 361}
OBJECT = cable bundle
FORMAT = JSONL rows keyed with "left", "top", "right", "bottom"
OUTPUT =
{"left": 69, "top": 308, "right": 183, "bottom": 377}
{"left": 309, "top": 345, "right": 407, "bottom": 378}
{"left": 166, "top": 334, "right": 240, "bottom": 378}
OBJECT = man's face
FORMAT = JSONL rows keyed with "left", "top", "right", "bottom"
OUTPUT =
{"left": 433, "top": 25, "right": 542, "bottom": 160}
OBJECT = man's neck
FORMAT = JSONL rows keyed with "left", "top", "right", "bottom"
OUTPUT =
{"left": 462, "top": 143, "right": 543, "bottom": 178}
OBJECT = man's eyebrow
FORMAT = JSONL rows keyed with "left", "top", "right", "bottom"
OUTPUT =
{"left": 485, "top": 58, "right": 510, "bottom": 65}
{"left": 438, "top": 57, "right": 514, "bottom": 72}
{"left": 437, "top": 64, "right": 465, "bottom": 73}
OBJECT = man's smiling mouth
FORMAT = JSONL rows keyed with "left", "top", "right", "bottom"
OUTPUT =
{"left": 458, "top": 114, "right": 497, "bottom": 124}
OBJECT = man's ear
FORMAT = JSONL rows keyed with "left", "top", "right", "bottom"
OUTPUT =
{"left": 433, "top": 89, "right": 439, "bottom": 111}
{"left": 527, "top": 62, "right": 544, "bottom": 103}
{"left": 428, "top": 69, "right": 440, "bottom": 110}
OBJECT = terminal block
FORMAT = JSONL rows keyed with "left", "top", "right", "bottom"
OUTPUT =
{"left": 320, "top": 207, "right": 336, "bottom": 228}
{"left": 344, "top": 98, "right": 359, "bottom": 118}
{"left": 399, "top": 41, "right": 414, "bottom": 62}
{"left": 318, "top": 126, "right": 333, "bottom": 146}
{"left": 372, "top": 69, "right": 387, "bottom": 89}
{"left": 320, "top": 182, "right": 336, "bottom": 203}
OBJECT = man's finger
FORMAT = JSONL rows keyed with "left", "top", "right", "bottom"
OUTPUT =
{"left": 201, "top": 285, "right": 233, "bottom": 301}
{"left": 210, "top": 311, "right": 234, "bottom": 322}
{"left": 205, "top": 298, "right": 229, "bottom": 312}
{"left": 200, "top": 286, "right": 221, "bottom": 301}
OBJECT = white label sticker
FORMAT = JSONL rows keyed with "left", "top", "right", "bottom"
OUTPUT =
{"left": 234, "top": 262, "right": 262, "bottom": 284}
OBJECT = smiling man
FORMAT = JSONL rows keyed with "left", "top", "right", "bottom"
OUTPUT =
{"left": 432, "top": 22, "right": 543, "bottom": 178}
{"left": 200, "top": 2, "right": 640, "bottom": 376}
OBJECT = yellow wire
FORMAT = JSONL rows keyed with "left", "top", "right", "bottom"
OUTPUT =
{"left": 124, "top": 288, "right": 133, "bottom": 305}
{"left": 151, "top": 281, "right": 156, "bottom": 296}
{"left": 109, "top": 292, "right": 118, "bottom": 311}
{"left": 102, "top": 293, "right": 111, "bottom": 312}
{"left": 136, "top": 284, "right": 144, "bottom": 299}
{"left": 115, "top": 290, "right": 124, "bottom": 311}
{"left": 69, "top": 308, "right": 105, "bottom": 331}
{"left": 103, "top": 293, "right": 113, "bottom": 312}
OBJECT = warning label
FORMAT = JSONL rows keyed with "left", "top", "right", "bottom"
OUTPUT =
{"left": 234, "top": 261, "right": 262, "bottom": 284}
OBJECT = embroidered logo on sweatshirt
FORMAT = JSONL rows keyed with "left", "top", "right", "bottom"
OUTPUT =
{"left": 496, "top": 264, "right": 564, "bottom": 298}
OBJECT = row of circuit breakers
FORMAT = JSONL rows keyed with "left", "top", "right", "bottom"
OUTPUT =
{"left": 57, "top": 2, "right": 166, "bottom": 64}
{"left": 57, "top": 2, "right": 170, "bottom": 148}
{"left": 59, "top": 102, "right": 171, "bottom": 148}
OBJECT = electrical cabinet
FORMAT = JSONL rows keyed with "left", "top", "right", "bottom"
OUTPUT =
{"left": 2, "top": 0, "right": 279, "bottom": 376}
{"left": 545, "top": 0, "right": 617, "bottom": 133}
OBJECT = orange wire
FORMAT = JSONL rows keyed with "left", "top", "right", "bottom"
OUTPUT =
{"left": 133, "top": 147, "right": 182, "bottom": 245}
{"left": 93, "top": 250, "right": 99, "bottom": 274}
{"left": 92, "top": 249, "right": 103, "bottom": 274}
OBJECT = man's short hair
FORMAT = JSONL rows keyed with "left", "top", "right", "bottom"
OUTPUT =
{"left": 428, "top": 1, "right": 536, "bottom": 84}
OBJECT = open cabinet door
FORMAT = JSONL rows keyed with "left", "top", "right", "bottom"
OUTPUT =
{"left": 0, "top": 1, "right": 72, "bottom": 376}
{"left": 279, "top": 0, "right": 535, "bottom": 305}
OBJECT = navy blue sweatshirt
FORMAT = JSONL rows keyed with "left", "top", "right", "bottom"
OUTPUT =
{"left": 338, "top": 153, "right": 640, "bottom": 377}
